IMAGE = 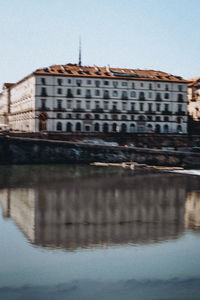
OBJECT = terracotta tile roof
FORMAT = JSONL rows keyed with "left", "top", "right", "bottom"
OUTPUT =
{"left": 3, "top": 82, "right": 15, "bottom": 88}
{"left": 33, "top": 63, "right": 187, "bottom": 83}
{"left": 188, "top": 77, "right": 200, "bottom": 87}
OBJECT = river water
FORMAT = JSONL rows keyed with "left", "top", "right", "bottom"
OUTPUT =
{"left": 0, "top": 165, "right": 200, "bottom": 300}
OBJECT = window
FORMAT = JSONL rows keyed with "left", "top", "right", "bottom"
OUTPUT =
{"left": 164, "top": 93, "right": 169, "bottom": 99}
{"left": 132, "top": 82, "right": 135, "bottom": 89}
{"left": 122, "top": 102, "right": 126, "bottom": 110}
{"left": 95, "top": 101, "right": 100, "bottom": 109}
{"left": 68, "top": 79, "right": 71, "bottom": 84}
{"left": 95, "top": 90, "right": 100, "bottom": 96}
{"left": 131, "top": 103, "right": 135, "bottom": 111}
{"left": 67, "top": 100, "right": 71, "bottom": 109}
{"left": 178, "top": 94, "right": 183, "bottom": 101}
{"left": 140, "top": 82, "right": 144, "bottom": 87}
{"left": 77, "top": 89, "right": 81, "bottom": 95}
{"left": 165, "top": 84, "right": 169, "bottom": 91}
{"left": 95, "top": 80, "right": 100, "bottom": 87}
{"left": 76, "top": 79, "right": 82, "bottom": 86}
{"left": 57, "top": 99, "right": 62, "bottom": 109}
{"left": 41, "top": 78, "right": 46, "bottom": 85}
{"left": 178, "top": 104, "right": 182, "bottom": 111}
{"left": 140, "top": 103, "right": 144, "bottom": 111}
{"left": 57, "top": 113, "right": 62, "bottom": 119}
{"left": 148, "top": 103, "right": 152, "bottom": 111}
{"left": 41, "top": 87, "right": 47, "bottom": 96}
{"left": 86, "top": 101, "right": 90, "bottom": 109}
{"left": 149, "top": 83, "right": 152, "bottom": 90}
{"left": 165, "top": 104, "right": 169, "bottom": 111}
{"left": 122, "top": 91, "right": 128, "bottom": 99}
{"left": 87, "top": 80, "right": 92, "bottom": 85}
{"left": 76, "top": 100, "right": 81, "bottom": 109}
{"left": 41, "top": 99, "right": 46, "bottom": 108}
{"left": 104, "top": 90, "right": 109, "bottom": 99}
{"left": 157, "top": 84, "right": 160, "bottom": 88}
{"left": 95, "top": 114, "right": 100, "bottom": 119}
{"left": 156, "top": 93, "right": 162, "bottom": 101}
{"left": 148, "top": 92, "right": 152, "bottom": 98}
{"left": 156, "top": 116, "right": 160, "bottom": 121}
{"left": 86, "top": 89, "right": 91, "bottom": 98}
{"left": 66, "top": 113, "right": 72, "bottom": 119}
{"left": 76, "top": 122, "right": 81, "bottom": 131}
{"left": 147, "top": 116, "right": 152, "bottom": 121}
{"left": 94, "top": 123, "right": 100, "bottom": 131}
{"left": 104, "top": 80, "right": 109, "bottom": 86}
{"left": 178, "top": 85, "right": 182, "bottom": 92}
{"left": 57, "top": 122, "right": 62, "bottom": 131}
{"left": 122, "top": 81, "right": 127, "bottom": 86}
{"left": 156, "top": 103, "right": 160, "bottom": 111}
{"left": 66, "top": 89, "right": 73, "bottom": 97}
{"left": 122, "top": 115, "right": 127, "bottom": 120}
{"left": 76, "top": 114, "right": 81, "bottom": 119}
{"left": 104, "top": 101, "right": 108, "bottom": 110}
{"left": 104, "top": 114, "right": 108, "bottom": 120}
{"left": 57, "top": 78, "right": 62, "bottom": 86}
{"left": 130, "top": 91, "right": 136, "bottom": 98}
{"left": 113, "top": 90, "right": 118, "bottom": 97}
{"left": 164, "top": 116, "right": 169, "bottom": 122}
{"left": 113, "top": 81, "right": 118, "bottom": 88}
{"left": 139, "top": 92, "right": 145, "bottom": 100}
{"left": 57, "top": 88, "right": 62, "bottom": 95}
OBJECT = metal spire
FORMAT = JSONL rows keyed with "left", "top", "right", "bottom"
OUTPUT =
{"left": 78, "top": 36, "right": 82, "bottom": 66}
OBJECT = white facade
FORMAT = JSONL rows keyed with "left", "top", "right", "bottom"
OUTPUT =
{"left": 0, "top": 64, "right": 188, "bottom": 133}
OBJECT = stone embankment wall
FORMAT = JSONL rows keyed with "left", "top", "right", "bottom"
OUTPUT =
{"left": 0, "top": 136, "right": 200, "bottom": 167}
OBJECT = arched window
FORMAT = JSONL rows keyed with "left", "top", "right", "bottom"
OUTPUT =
{"left": 130, "top": 91, "right": 136, "bottom": 98}
{"left": 94, "top": 123, "right": 100, "bottom": 132}
{"left": 130, "top": 123, "right": 135, "bottom": 133}
{"left": 85, "top": 114, "right": 91, "bottom": 120}
{"left": 103, "top": 123, "right": 109, "bottom": 133}
{"left": 121, "top": 123, "right": 127, "bottom": 133}
{"left": 121, "top": 115, "right": 127, "bottom": 120}
{"left": 139, "top": 115, "right": 145, "bottom": 121}
{"left": 76, "top": 122, "right": 81, "bottom": 131}
{"left": 112, "top": 123, "right": 117, "bottom": 132}
{"left": 164, "top": 124, "right": 169, "bottom": 133}
{"left": 66, "top": 122, "right": 72, "bottom": 132}
{"left": 57, "top": 122, "right": 62, "bottom": 131}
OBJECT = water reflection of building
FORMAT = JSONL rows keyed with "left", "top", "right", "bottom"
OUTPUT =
{"left": 185, "top": 191, "right": 200, "bottom": 229}
{"left": 0, "top": 174, "right": 188, "bottom": 250}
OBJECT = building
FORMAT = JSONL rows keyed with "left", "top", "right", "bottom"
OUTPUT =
{"left": 188, "top": 77, "right": 200, "bottom": 121}
{"left": 0, "top": 64, "right": 188, "bottom": 133}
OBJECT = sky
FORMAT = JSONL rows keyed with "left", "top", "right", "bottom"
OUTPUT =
{"left": 0, "top": 0, "right": 200, "bottom": 89}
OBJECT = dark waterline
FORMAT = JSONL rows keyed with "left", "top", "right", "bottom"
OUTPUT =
{"left": 0, "top": 165, "right": 200, "bottom": 300}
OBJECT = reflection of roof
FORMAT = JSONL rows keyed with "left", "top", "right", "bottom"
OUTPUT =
{"left": 33, "top": 64, "right": 187, "bottom": 82}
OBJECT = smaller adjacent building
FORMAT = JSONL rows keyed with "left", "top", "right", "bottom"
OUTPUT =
{"left": 188, "top": 77, "right": 200, "bottom": 121}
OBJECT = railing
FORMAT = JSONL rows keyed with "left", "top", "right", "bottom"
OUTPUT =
{"left": 72, "top": 108, "right": 85, "bottom": 112}
{"left": 110, "top": 108, "right": 120, "bottom": 113}
{"left": 39, "top": 106, "right": 50, "bottom": 111}
{"left": 92, "top": 108, "right": 104, "bottom": 113}
{"left": 176, "top": 111, "right": 186, "bottom": 116}
{"left": 162, "top": 110, "right": 172, "bottom": 115}
{"left": 85, "top": 94, "right": 91, "bottom": 98}
{"left": 66, "top": 93, "right": 73, "bottom": 98}
{"left": 53, "top": 107, "right": 66, "bottom": 112}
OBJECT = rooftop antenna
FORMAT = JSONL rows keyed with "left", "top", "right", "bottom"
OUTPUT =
{"left": 78, "top": 36, "right": 82, "bottom": 66}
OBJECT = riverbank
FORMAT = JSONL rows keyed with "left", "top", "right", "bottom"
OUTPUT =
{"left": 0, "top": 135, "right": 200, "bottom": 168}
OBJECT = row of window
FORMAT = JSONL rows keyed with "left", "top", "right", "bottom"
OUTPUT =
{"left": 55, "top": 112, "right": 184, "bottom": 123}
{"left": 56, "top": 121, "right": 183, "bottom": 133}
{"left": 40, "top": 87, "right": 185, "bottom": 101}
{"left": 42, "top": 99, "right": 184, "bottom": 112}
{"left": 41, "top": 77, "right": 184, "bottom": 92}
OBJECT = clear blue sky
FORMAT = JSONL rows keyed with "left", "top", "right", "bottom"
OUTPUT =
{"left": 0, "top": 0, "right": 200, "bottom": 88}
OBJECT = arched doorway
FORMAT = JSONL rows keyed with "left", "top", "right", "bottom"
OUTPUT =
{"left": 94, "top": 123, "right": 100, "bottom": 132}
{"left": 155, "top": 124, "right": 160, "bottom": 133}
{"left": 38, "top": 112, "right": 48, "bottom": 131}
{"left": 57, "top": 122, "right": 62, "bottom": 131}
{"left": 76, "top": 122, "right": 81, "bottom": 131}
{"left": 130, "top": 123, "right": 135, "bottom": 133}
{"left": 112, "top": 123, "right": 117, "bottom": 132}
{"left": 121, "top": 123, "right": 127, "bottom": 133}
{"left": 164, "top": 124, "right": 169, "bottom": 133}
{"left": 66, "top": 122, "right": 72, "bottom": 132}
{"left": 103, "top": 123, "right": 109, "bottom": 133}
